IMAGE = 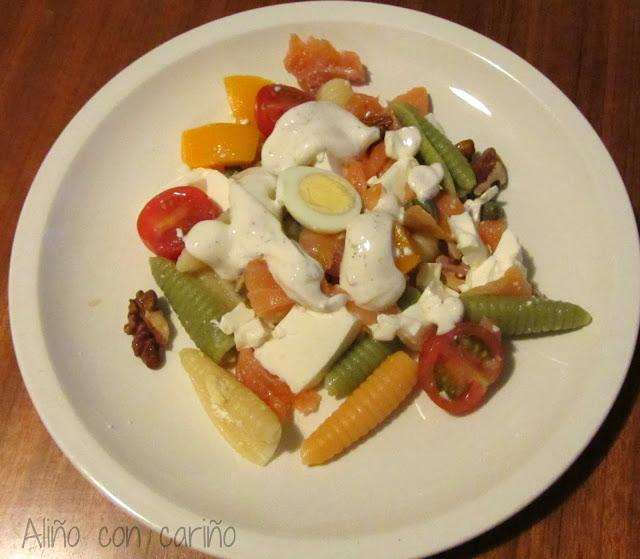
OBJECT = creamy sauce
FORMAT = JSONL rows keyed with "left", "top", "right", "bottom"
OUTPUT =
{"left": 261, "top": 101, "right": 380, "bottom": 173}
{"left": 184, "top": 178, "right": 346, "bottom": 312}
{"left": 233, "top": 167, "right": 282, "bottom": 218}
{"left": 339, "top": 212, "right": 406, "bottom": 310}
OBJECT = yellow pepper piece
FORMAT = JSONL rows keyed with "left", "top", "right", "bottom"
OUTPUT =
{"left": 224, "top": 75, "right": 272, "bottom": 125}
{"left": 393, "top": 223, "right": 422, "bottom": 274}
{"left": 181, "top": 123, "right": 260, "bottom": 169}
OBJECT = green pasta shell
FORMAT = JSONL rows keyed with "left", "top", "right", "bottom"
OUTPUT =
{"left": 150, "top": 257, "right": 236, "bottom": 363}
{"left": 324, "top": 336, "right": 396, "bottom": 398}
{"left": 462, "top": 295, "right": 592, "bottom": 336}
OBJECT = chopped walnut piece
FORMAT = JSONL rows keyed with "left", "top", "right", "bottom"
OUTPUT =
{"left": 471, "top": 147, "right": 508, "bottom": 195}
{"left": 455, "top": 139, "right": 475, "bottom": 161}
{"left": 124, "top": 289, "right": 169, "bottom": 369}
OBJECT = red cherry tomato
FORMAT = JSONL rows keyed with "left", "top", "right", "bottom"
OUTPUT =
{"left": 255, "top": 84, "right": 313, "bottom": 136}
{"left": 136, "top": 186, "right": 221, "bottom": 260}
{"left": 418, "top": 322, "right": 504, "bottom": 415}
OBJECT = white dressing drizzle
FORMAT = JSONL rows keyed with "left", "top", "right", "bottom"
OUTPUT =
{"left": 339, "top": 212, "right": 406, "bottom": 310}
{"left": 261, "top": 101, "right": 380, "bottom": 174}
{"left": 184, "top": 179, "right": 346, "bottom": 312}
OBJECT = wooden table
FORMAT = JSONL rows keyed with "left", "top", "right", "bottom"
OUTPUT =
{"left": 1, "top": 1, "right": 638, "bottom": 557}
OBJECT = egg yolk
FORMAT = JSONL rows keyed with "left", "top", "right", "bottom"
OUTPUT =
{"left": 298, "top": 174, "right": 355, "bottom": 215}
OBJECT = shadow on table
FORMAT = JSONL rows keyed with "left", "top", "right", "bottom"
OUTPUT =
{"left": 429, "top": 335, "right": 640, "bottom": 559}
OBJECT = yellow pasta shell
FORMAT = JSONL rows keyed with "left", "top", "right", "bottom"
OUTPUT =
{"left": 180, "top": 348, "right": 281, "bottom": 466}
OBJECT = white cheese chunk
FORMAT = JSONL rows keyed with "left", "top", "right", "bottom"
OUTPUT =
{"left": 463, "top": 185, "right": 499, "bottom": 224}
{"left": 166, "top": 168, "right": 230, "bottom": 211}
{"left": 371, "top": 187, "right": 405, "bottom": 221}
{"left": 218, "top": 303, "right": 254, "bottom": 334}
{"left": 461, "top": 229, "right": 524, "bottom": 291}
{"left": 234, "top": 319, "right": 270, "bottom": 350}
{"left": 254, "top": 306, "right": 360, "bottom": 393}
{"left": 217, "top": 303, "right": 270, "bottom": 350}
{"left": 448, "top": 211, "right": 489, "bottom": 267}
{"left": 408, "top": 163, "right": 444, "bottom": 202}
{"left": 384, "top": 126, "right": 421, "bottom": 159}
{"left": 370, "top": 263, "right": 464, "bottom": 343}
{"left": 372, "top": 157, "right": 418, "bottom": 201}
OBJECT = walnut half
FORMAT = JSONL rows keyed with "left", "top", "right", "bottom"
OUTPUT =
{"left": 124, "top": 289, "right": 170, "bottom": 369}
{"left": 471, "top": 147, "right": 508, "bottom": 195}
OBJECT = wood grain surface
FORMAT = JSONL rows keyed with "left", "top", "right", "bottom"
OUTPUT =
{"left": 1, "top": 1, "right": 639, "bottom": 558}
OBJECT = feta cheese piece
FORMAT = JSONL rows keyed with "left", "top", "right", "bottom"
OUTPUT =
{"left": 204, "top": 171, "right": 232, "bottom": 212}
{"left": 254, "top": 306, "right": 360, "bottom": 393}
{"left": 217, "top": 303, "right": 269, "bottom": 349}
{"left": 369, "top": 313, "right": 404, "bottom": 341}
{"left": 462, "top": 229, "right": 524, "bottom": 291}
{"left": 368, "top": 127, "right": 423, "bottom": 203}
{"left": 407, "top": 263, "right": 464, "bottom": 336}
{"left": 384, "top": 126, "right": 421, "bottom": 159}
{"left": 370, "top": 157, "right": 418, "bottom": 200}
{"left": 448, "top": 211, "right": 489, "bottom": 267}
{"left": 408, "top": 163, "right": 444, "bottom": 202}
{"left": 218, "top": 303, "right": 254, "bottom": 334}
{"left": 463, "top": 185, "right": 499, "bottom": 224}
{"left": 370, "top": 263, "right": 464, "bottom": 343}
{"left": 234, "top": 319, "right": 270, "bottom": 350}
{"left": 167, "top": 168, "right": 230, "bottom": 211}
{"left": 371, "top": 187, "right": 405, "bottom": 221}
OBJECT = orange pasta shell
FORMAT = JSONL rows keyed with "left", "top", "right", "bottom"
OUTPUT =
{"left": 301, "top": 351, "right": 418, "bottom": 466}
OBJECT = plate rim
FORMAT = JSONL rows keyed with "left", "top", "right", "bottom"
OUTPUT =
{"left": 9, "top": 2, "right": 640, "bottom": 558}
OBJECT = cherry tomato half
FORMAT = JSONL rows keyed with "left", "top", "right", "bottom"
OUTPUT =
{"left": 418, "top": 322, "right": 504, "bottom": 415}
{"left": 136, "top": 186, "right": 221, "bottom": 260}
{"left": 255, "top": 84, "right": 313, "bottom": 136}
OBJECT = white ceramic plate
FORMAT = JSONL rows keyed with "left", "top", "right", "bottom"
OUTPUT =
{"left": 9, "top": 2, "right": 640, "bottom": 558}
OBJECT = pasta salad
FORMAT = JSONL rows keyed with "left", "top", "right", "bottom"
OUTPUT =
{"left": 126, "top": 35, "right": 591, "bottom": 466}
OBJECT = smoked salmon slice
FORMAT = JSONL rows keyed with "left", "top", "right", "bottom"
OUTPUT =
{"left": 244, "top": 258, "right": 294, "bottom": 323}
{"left": 284, "top": 34, "right": 367, "bottom": 93}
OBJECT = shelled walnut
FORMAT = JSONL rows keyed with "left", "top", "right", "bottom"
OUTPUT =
{"left": 124, "top": 289, "right": 170, "bottom": 369}
{"left": 455, "top": 138, "right": 475, "bottom": 161}
{"left": 471, "top": 147, "right": 508, "bottom": 195}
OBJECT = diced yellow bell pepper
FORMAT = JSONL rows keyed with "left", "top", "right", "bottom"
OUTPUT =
{"left": 224, "top": 75, "right": 272, "bottom": 125}
{"left": 181, "top": 123, "right": 260, "bottom": 169}
{"left": 393, "top": 223, "right": 422, "bottom": 274}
